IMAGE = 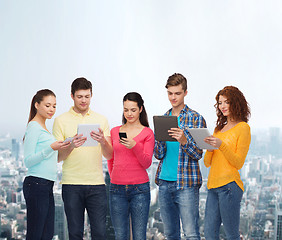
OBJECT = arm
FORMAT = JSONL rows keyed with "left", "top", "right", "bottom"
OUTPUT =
{"left": 219, "top": 125, "right": 251, "bottom": 169}
{"left": 132, "top": 130, "right": 155, "bottom": 169}
{"left": 52, "top": 118, "right": 86, "bottom": 162}
{"left": 24, "top": 126, "right": 55, "bottom": 168}
{"left": 153, "top": 140, "right": 167, "bottom": 160}
{"left": 204, "top": 150, "right": 214, "bottom": 167}
{"left": 90, "top": 129, "right": 113, "bottom": 160}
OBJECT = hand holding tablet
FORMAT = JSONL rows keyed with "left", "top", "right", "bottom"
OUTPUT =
{"left": 77, "top": 124, "right": 100, "bottom": 147}
{"left": 187, "top": 128, "right": 217, "bottom": 150}
{"left": 153, "top": 116, "right": 178, "bottom": 141}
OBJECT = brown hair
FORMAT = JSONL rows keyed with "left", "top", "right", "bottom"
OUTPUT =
{"left": 215, "top": 86, "right": 250, "bottom": 131}
{"left": 28, "top": 89, "right": 56, "bottom": 123}
{"left": 71, "top": 77, "right": 92, "bottom": 96}
{"left": 165, "top": 73, "right": 187, "bottom": 92}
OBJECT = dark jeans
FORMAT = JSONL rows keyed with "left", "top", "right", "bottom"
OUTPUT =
{"left": 158, "top": 180, "right": 200, "bottom": 240}
{"left": 109, "top": 182, "right": 150, "bottom": 240}
{"left": 204, "top": 181, "right": 243, "bottom": 240}
{"left": 23, "top": 176, "right": 55, "bottom": 240}
{"left": 62, "top": 184, "right": 107, "bottom": 240}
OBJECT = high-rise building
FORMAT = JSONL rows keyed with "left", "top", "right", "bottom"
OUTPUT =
{"left": 11, "top": 139, "right": 20, "bottom": 161}
{"left": 54, "top": 192, "right": 68, "bottom": 240}
{"left": 105, "top": 171, "right": 115, "bottom": 239}
{"left": 274, "top": 204, "right": 282, "bottom": 239}
{"left": 269, "top": 127, "right": 280, "bottom": 157}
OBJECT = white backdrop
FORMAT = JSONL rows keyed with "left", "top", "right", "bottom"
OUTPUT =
{"left": 1, "top": 0, "right": 281, "bottom": 138}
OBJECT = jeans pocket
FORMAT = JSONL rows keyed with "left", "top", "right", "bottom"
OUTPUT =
{"left": 135, "top": 182, "right": 150, "bottom": 193}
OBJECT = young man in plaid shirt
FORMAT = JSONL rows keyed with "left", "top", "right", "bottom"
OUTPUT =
{"left": 154, "top": 73, "right": 206, "bottom": 240}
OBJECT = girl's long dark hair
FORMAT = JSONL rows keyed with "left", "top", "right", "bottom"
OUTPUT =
{"left": 215, "top": 86, "right": 250, "bottom": 132}
{"left": 122, "top": 92, "right": 149, "bottom": 127}
{"left": 27, "top": 89, "right": 56, "bottom": 123}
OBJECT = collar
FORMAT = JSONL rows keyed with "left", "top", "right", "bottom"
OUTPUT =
{"left": 69, "top": 107, "right": 91, "bottom": 117}
{"left": 165, "top": 104, "right": 189, "bottom": 116}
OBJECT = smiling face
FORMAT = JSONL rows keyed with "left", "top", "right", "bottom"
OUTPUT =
{"left": 218, "top": 95, "right": 231, "bottom": 117}
{"left": 35, "top": 95, "right": 56, "bottom": 120}
{"left": 71, "top": 89, "right": 92, "bottom": 115}
{"left": 123, "top": 100, "right": 142, "bottom": 124}
{"left": 167, "top": 85, "right": 187, "bottom": 109}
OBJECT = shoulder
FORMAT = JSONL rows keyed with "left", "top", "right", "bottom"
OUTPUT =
{"left": 142, "top": 127, "right": 155, "bottom": 139}
{"left": 185, "top": 106, "right": 203, "bottom": 118}
{"left": 143, "top": 127, "right": 154, "bottom": 135}
{"left": 54, "top": 111, "right": 72, "bottom": 122}
{"left": 25, "top": 122, "right": 43, "bottom": 139}
{"left": 89, "top": 110, "right": 108, "bottom": 122}
{"left": 236, "top": 122, "right": 250, "bottom": 132}
{"left": 26, "top": 121, "right": 41, "bottom": 132}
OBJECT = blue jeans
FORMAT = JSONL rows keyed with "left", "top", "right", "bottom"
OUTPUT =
{"left": 158, "top": 180, "right": 200, "bottom": 240}
{"left": 109, "top": 182, "right": 150, "bottom": 240}
{"left": 204, "top": 181, "right": 243, "bottom": 240}
{"left": 23, "top": 176, "right": 55, "bottom": 240}
{"left": 62, "top": 184, "right": 107, "bottom": 240}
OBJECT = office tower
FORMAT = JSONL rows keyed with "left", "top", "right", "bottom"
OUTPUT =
{"left": 274, "top": 204, "right": 282, "bottom": 239}
{"left": 105, "top": 171, "right": 115, "bottom": 239}
{"left": 54, "top": 193, "right": 68, "bottom": 240}
{"left": 11, "top": 139, "right": 20, "bottom": 161}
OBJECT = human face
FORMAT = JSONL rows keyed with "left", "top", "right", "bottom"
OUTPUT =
{"left": 35, "top": 95, "right": 56, "bottom": 120}
{"left": 123, "top": 100, "right": 142, "bottom": 124}
{"left": 167, "top": 85, "right": 187, "bottom": 109}
{"left": 218, "top": 95, "right": 231, "bottom": 117}
{"left": 71, "top": 89, "right": 92, "bottom": 115}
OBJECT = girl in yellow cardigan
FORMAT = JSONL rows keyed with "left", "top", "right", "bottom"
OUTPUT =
{"left": 203, "top": 86, "right": 251, "bottom": 240}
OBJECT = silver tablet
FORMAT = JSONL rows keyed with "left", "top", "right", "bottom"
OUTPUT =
{"left": 77, "top": 124, "right": 100, "bottom": 147}
{"left": 153, "top": 116, "right": 178, "bottom": 142}
{"left": 187, "top": 128, "right": 217, "bottom": 149}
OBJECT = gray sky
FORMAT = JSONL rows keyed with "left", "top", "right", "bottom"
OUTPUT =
{"left": 1, "top": 0, "right": 282, "bottom": 139}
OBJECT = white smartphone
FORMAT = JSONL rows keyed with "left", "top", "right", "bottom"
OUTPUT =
{"left": 63, "top": 137, "right": 73, "bottom": 143}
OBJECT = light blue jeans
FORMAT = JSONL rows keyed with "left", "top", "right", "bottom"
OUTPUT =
{"left": 158, "top": 180, "right": 200, "bottom": 240}
{"left": 204, "top": 181, "right": 243, "bottom": 240}
{"left": 109, "top": 182, "right": 150, "bottom": 240}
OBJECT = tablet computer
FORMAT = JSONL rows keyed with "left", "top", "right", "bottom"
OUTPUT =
{"left": 153, "top": 116, "right": 178, "bottom": 142}
{"left": 77, "top": 124, "right": 100, "bottom": 147}
{"left": 187, "top": 128, "right": 217, "bottom": 149}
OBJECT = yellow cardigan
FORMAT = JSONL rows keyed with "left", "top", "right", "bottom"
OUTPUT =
{"left": 204, "top": 122, "right": 251, "bottom": 191}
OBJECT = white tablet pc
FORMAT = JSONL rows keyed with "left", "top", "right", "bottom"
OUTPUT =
{"left": 77, "top": 124, "right": 100, "bottom": 147}
{"left": 187, "top": 128, "right": 217, "bottom": 149}
{"left": 153, "top": 116, "right": 178, "bottom": 142}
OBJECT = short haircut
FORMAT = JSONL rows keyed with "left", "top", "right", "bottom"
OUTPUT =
{"left": 165, "top": 73, "right": 187, "bottom": 92}
{"left": 71, "top": 77, "right": 92, "bottom": 96}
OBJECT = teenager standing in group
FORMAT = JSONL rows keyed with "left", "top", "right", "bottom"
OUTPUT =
{"left": 108, "top": 92, "right": 154, "bottom": 240}
{"left": 53, "top": 78, "right": 112, "bottom": 240}
{"left": 23, "top": 89, "right": 69, "bottom": 240}
{"left": 204, "top": 86, "right": 251, "bottom": 240}
{"left": 154, "top": 73, "right": 206, "bottom": 240}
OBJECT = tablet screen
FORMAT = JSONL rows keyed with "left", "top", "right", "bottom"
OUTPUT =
{"left": 153, "top": 116, "right": 178, "bottom": 142}
{"left": 187, "top": 128, "right": 217, "bottom": 149}
{"left": 77, "top": 124, "right": 100, "bottom": 147}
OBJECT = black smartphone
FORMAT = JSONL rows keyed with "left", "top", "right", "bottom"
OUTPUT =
{"left": 119, "top": 132, "right": 127, "bottom": 139}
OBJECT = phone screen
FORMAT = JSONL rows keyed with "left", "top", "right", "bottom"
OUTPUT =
{"left": 119, "top": 132, "right": 127, "bottom": 139}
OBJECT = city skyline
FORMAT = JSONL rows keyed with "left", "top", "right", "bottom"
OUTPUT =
{"left": 1, "top": 1, "right": 282, "bottom": 139}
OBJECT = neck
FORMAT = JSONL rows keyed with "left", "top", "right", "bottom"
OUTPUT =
{"left": 73, "top": 106, "right": 89, "bottom": 116}
{"left": 171, "top": 104, "right": 185, "bottom": 117}
{"left": 124, "top": 120, "right": 142, "bottom": 129}
{"left": 32, "top": 115, "right": 47, "bottom": 129}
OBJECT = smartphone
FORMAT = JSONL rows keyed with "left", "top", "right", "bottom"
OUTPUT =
{"left": 63, "top": 137, "right": 73, "bottom": 143}
{"left": 119, "top": 132, "right": 127, "bottom": 139}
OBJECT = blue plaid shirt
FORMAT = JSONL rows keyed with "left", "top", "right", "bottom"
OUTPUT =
{"left": 154, "top": 105, "right": 207, "bottom": 189}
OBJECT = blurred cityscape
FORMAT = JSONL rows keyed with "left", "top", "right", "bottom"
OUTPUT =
{"left": 0, "top": 127, "right": 281, "bottom": 239}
